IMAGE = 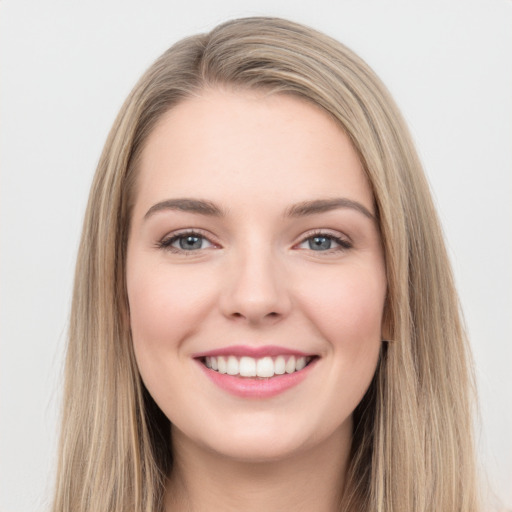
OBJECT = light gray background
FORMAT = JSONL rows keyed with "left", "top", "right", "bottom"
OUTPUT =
{"left": 1, "top": 1, "right": 511, "bottom": 510}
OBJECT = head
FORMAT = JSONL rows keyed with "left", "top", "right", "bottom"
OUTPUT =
{"left": 56, "top": 17, "right": 478, "bottom": 512}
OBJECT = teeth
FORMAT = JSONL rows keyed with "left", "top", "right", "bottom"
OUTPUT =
{"left": 226, "top": 356, "right": 238, "bottom": 375}
{"left": 217, "top": 356, "right": 227, "bottom": 374}
{"left": 274, "top": 355, "right": 286, "bottom": 375}
{"left": 239, "top": 356, "right": 256, "bottom": 377}
{"left": 285, "top": 356, "right": 296, "bottom": 374}
{"left": 256, "top": 357, "right": 274, "bottom": 378}
{"left": 204, "top": 355, "right": 312, "bottom": 378}
{"left": 296, "top": 357, "right": 306, "bottom": 371}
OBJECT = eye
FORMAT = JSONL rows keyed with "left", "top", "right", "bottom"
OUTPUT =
{"left": 157, "top": 231, "right": 215, "bottom": 253}
{"left": 297, "top": 232, "right": 352, "bottom": 252}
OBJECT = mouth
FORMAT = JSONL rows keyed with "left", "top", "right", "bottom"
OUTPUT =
{"left": 192, "top": 345, "right": 319, "bottom": 398}
{"left": 194, "top": 348, "right": 319, "bottom": 398}
{"left": 200, "top": 354, "right": 317, "bottom": 379}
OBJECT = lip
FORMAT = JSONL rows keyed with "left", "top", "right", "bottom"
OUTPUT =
{"left": 193, "top": 348, "right": 319, "bottom": 399}
{"left": 192, "top": 344, "right": 314, "bottom": 359}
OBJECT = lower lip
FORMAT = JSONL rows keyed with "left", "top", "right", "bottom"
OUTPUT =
{"left": 196, "top": 358, "right": 318, "bottom": 399}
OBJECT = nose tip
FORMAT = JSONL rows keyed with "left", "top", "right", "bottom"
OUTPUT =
{"left": 219, "top": 255, "right": 291, "bottom": 325}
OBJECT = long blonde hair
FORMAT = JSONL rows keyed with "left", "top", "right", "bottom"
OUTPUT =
{"left": 52, "top": 17, "right": 481, "bottom": 512}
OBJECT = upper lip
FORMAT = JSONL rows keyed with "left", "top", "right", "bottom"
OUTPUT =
{"left": 192, "top": 345, "right": 316, "bottom": 359}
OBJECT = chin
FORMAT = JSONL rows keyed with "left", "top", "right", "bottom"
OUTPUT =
{"left": 202, "top": 433, "right": 308, "bottom": 463}
{"left": 178, "top": 411, "right": 351, "bottom": 464}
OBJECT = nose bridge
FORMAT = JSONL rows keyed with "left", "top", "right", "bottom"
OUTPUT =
{"left": 220, "top": 237, "right": 290, "bottom": 323}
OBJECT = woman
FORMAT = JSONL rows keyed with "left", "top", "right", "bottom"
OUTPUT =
{"left": 52, "top": 17, "right": 481, "bottom": 512}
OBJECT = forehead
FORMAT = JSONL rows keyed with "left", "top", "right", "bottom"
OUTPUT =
{"left": 134, "top": 88, "right": 373, "bottom": 216}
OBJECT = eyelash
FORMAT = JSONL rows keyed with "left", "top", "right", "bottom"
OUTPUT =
{"left": 156, "top": 230, "right": 215, "bottom": 254}
{"left": 299, "top": 230, "right": 353, "bottom": 253}
{"left": 156, "top": 229, "right": 353, "bottom": 255}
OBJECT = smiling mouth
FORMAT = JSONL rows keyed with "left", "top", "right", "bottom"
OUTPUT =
{"left": 201, "top": 355, "right": 317, "bottom": 379}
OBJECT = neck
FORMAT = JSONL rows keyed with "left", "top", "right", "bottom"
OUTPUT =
{"left": 165, "top": 423, "right": 352, "bottom": 512}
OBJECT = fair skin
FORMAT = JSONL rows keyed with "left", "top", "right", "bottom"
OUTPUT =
{"left": 126, "top": 88, "right": 387, "bottom": 512}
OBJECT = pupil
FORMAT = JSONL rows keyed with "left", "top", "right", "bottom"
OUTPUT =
{"left": 310, "top": 236, "right": 331, "bottom": 250}
{"left": 180, "top": 235, "right": 202, "bottom": 250}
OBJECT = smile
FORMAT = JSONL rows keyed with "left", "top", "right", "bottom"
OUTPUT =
{"left": 194, "top": 347, "right": 319, "bottom": 399}
{"left": 203, "top": 355, "right": 313, "bottom": 378}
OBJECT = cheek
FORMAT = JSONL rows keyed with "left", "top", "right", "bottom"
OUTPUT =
{"left": 303, "top": 265, "right": 385, "bottom": 343}
{"left": 127, "top": 260, "right": 216, "bottom": 363}
{"left": 315, "top": 267, "right": 385, "bottom": 408}
{"left": 298, "top": 263, "right": 386, "bottom": 396}
{"left": 126, "top": 259, "right": 221, "bottom": 418}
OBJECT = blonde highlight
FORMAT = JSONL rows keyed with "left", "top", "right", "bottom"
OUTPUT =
{"left": 52, "top": 17, "right": 481, "bottom": 512}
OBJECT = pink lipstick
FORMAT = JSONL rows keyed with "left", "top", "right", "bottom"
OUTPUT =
{"left": 193, "top": 345, "right": 319, "bottom": 399}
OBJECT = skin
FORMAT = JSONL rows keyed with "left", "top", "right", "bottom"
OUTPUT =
{"left": 126, "top": 88, "right": 387, "bottom": 511}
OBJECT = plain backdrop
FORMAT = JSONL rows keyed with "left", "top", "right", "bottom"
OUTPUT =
{"left": 1, "top": 1, "right": 511, "bottom": 510}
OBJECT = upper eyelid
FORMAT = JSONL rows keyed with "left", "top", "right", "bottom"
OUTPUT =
{"left": 300, "top": 228, "right": 348, "bottom": 237}
{"left": 296, "top": 228, "right": 352, "bottom": 243}
{"left": 161, "top": 228, "right": 217, "bottom": 242}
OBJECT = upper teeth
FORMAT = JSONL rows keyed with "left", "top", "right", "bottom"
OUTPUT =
{"left": 204, "top": 355, "right": 311, "bottom": 378}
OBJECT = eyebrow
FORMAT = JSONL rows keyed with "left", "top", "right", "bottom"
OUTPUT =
{"left": 144, "top": 198, "right": 226, "bottom": 219}
{"left": 284, "top": 198, "right": 375, "bottom": 220}
{"left": 144, "top": 197, "right": 375, "bottom": 221}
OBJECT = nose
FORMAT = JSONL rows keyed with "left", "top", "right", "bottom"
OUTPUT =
{"left": 219, "top": 247, "right": 292, "bottom": 326}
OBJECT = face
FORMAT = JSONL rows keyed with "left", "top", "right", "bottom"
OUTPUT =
{"left": 126, "top": 89, "right": 387, "bottom": 462}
